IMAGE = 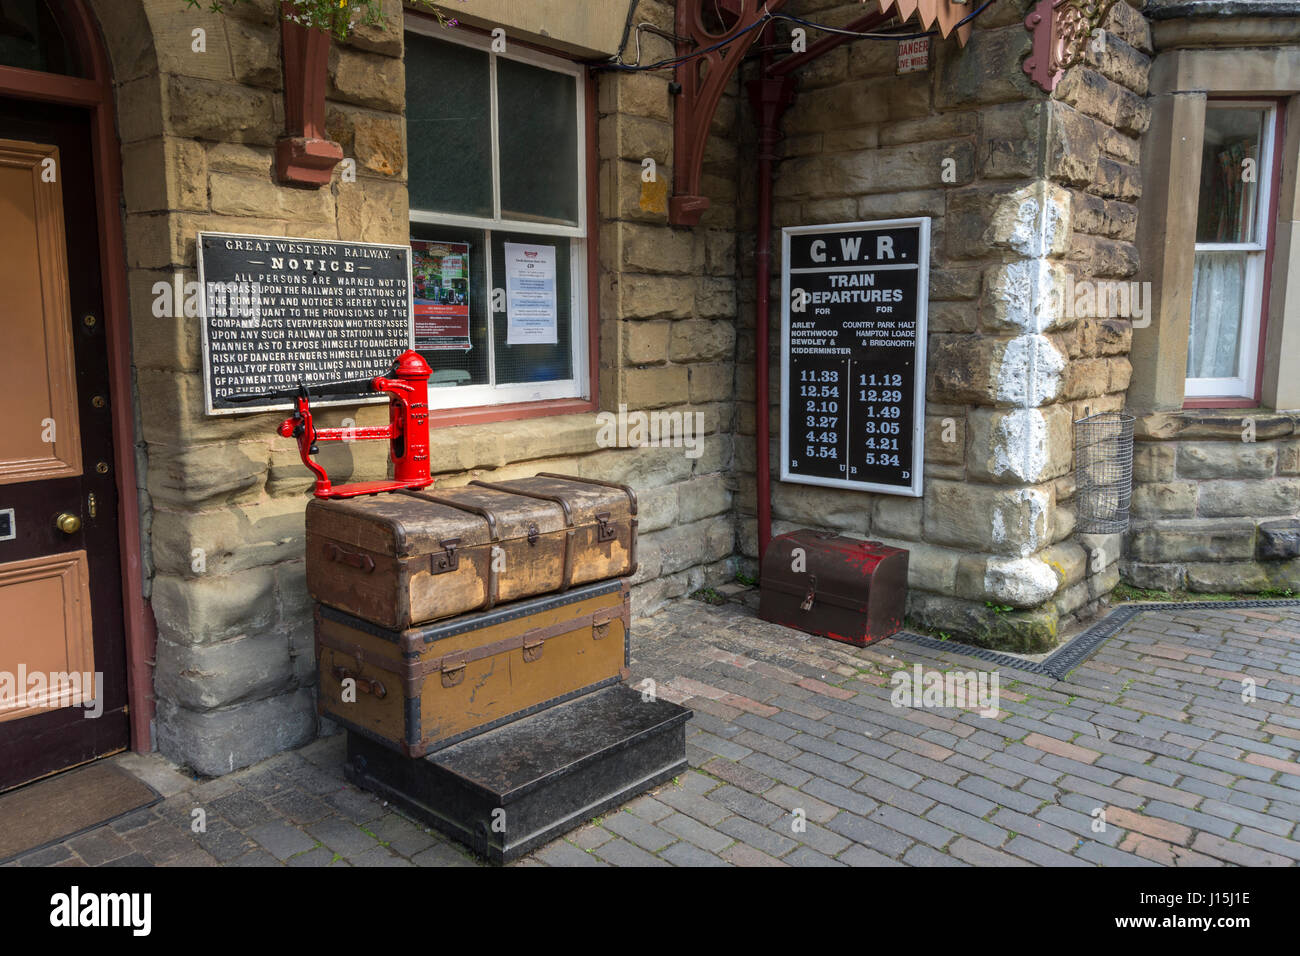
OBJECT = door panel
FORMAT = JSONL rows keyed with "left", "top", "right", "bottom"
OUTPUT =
{"left": 0, "top": 138, "right": 81, "bottom": 484}
{"left": 0, "top": 97, "right": 128, "bottom": 790}
{"left": 0, "top": 551, "right": 94, "bottom": 722}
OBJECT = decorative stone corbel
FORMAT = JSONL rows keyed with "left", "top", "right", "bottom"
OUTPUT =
{"left": 276, "top": 3, "right": 344, "bottom": 187}
{"left": 1022, "top": 0, "right": 1121, "bottom": 93}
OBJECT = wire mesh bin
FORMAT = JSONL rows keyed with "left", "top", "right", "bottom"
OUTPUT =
{"left": 1073, "top": 411, "right": 1135, "bottom": 534}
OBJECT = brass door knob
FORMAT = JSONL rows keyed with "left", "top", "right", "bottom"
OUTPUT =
{"left": 55, "top": 513, "right": 81, "bottom": 534}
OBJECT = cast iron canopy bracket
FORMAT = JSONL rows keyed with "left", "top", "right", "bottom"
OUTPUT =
{"left": 669, "top": 0, "right": 790, "bottom": 226}
{"left": 1022, "top": 0, "right": 1122, "bottom": 93}
{"left": 668, "top": 0, "right": 975, "bottom": 226}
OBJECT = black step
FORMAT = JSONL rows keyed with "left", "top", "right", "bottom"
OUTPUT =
{"left": 344, "top": 683, "right": 691, "bottom": 864}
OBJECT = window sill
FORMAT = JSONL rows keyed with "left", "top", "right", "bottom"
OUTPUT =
{"left": 1135, "top": 407, "right": 1300, "bottom": 441}
{"left": 1183, "top": 397, "right": 1259, "bottom": 409}
{"left": 426, "top": 406, "right": 607, "bottom": 474}
{"left": 428, "top": 397, "right": 596, "bottom": 430}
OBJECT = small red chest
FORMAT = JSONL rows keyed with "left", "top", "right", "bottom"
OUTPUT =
{"left": 758, "top": 530, "right": 909, "bottom": 647}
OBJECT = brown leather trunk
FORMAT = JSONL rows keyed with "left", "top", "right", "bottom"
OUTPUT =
{"left": 305, "top": 473, "right": 637, "bottom": 629}
{"left": 316, "top": 579, "right": 631, "bottom": 757}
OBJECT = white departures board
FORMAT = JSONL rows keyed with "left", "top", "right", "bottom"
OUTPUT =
{"left": 780, "top": 218, "right": 930, "bottom": 496}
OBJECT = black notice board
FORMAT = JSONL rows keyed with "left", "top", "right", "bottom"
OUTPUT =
{"left": 780, "top": 218, "right": 930, "bottom": 496}
{"left": 197, "top": 232, "right": 414, "bottom": 414}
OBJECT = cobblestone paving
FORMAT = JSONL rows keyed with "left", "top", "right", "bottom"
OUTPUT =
{"left": 7, "top": 598, "right": 1300, "bottom": 867}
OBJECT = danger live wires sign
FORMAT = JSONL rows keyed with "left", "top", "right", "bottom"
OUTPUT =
{"left": 897, "top": 37, "right": 930, "bottom": 74}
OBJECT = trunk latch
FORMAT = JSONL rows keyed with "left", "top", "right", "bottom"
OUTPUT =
{"left": 800, "top": 575, "right": 817, "bottom": 612}
{"left": 595, "top": 512, "right": 616, "bottom": 543}
{"left": 432, "top": 537, "right": 460, "bottom": 574}
{"left": 440, "top": 660, "right": 466, "bottom": 687}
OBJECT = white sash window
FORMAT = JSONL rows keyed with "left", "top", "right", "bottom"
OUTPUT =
{"left": 1185, "top": 102, "right": 1278, "bottom": 400}
{"left": 404, "top": 20, "right": 589, "bottom": 409}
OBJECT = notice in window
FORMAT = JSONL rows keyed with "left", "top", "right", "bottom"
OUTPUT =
{"left": 504, "top": 242, "right": 558, "bottom": 345}
{"left": 412, "top": 239, "right": 472, "bottom": 350}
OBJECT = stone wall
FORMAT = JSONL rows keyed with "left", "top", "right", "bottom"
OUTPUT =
{"left": 1126, "top": 412, "right": 1300, "bottom": 594}
{"left": 96, "top": 0, "right": 418, "bottom": 776}
{"left": 94, "top": 0, "right": 741, "bottom": 775}
{"left": 582, "top": 0, "right": 741, "bottom": 618}
{"left": 733, "top": 0, "right": 1152, "bottom": 651}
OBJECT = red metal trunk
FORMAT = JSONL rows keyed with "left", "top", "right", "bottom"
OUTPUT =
{"left": 759, "top": 530, "right": 908, "bottom": 647}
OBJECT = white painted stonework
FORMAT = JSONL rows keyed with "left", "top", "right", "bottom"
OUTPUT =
{"left": 983, "top": 556, "right": 1060, "bottom": 606}
{"left": 995, "top": 334, "right": 1066, "bottom": 408}
{"left": 991, "top": 487, "right": 1052, "bottom": 557}
{"left": 989, "top": 408, "right": 1050, "bottom": 483}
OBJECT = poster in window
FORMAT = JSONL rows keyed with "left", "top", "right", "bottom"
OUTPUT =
{"left": 504, "top": 242, "right": 558, "bottom": 345}
{"left": 412, "top": 239, "right": 471, "bottom": 350}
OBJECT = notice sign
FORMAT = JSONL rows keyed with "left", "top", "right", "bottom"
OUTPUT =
{"left": 897, "top": 36, "right": 930, "bottom": 74}
{"left": 412, "top": 239, "right": 471, "bottom": 350}
{"left": 198, "top": 232, "right": 413, "bottom": 415}
{"left": 504, "top": 242, "right": 558, "bottom": 345}
{"left": 780, "top": 218, "right": 930, "bottom": 496}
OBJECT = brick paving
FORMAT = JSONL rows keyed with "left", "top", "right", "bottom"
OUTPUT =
{"left": 6, "top": 597, "right": 1300, "bottom": 867}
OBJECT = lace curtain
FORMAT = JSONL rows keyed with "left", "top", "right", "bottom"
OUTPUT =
{"left": 1187, "top": 252, "right": 1246, "bottom": 379}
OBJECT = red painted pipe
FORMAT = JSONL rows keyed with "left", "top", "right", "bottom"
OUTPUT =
{"left": 748, "top": 67, "right": 794, "bottom": 571}
{"left": 750, "top": 10, "right": 893, "bottom": 570}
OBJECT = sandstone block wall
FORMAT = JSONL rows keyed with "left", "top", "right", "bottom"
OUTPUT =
{"left": 588, "top": 0, "right": 740, "bottom": 618}
{"left": 86, "top": 0, "right": 1291, "bottom": 775}
{"left": 95, "top": 0, "right": 741, "bottom": 775}
{"left": 1126, "top": 412, "right": 1300, "bottom": 594}
{"left": 732, "top": 0, "right": 1153, "bottom": 651}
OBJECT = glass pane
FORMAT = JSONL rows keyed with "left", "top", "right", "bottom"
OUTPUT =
{"left": 491, "top": 231, "right": 574, "bottom": 385}
{"left": 411, "top": 224, "right": 489, "bottom": 388}
{"left": 406, "top": 33, "right": 493, "bottom": 218}
{"left": 1195, "top": 107, "right": 1265, "bottom": 244}
{"left": 0, "top": 0, "right": 79, "bottom": 75}
{"left": 1187, "top": 250, "right": 1248, "bottom": 379}
{"left": 496, "top": 57, "right": 579, "bottom": 226}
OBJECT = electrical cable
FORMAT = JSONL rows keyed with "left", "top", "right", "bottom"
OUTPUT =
{"left": 612, "top": 0, "right": 642, "bottom": 65}
{"left": 633, "top": 22, "right": 696, "bottom": 68}
{"left": 598, "top": 15, "right": 769, "bottom": 71}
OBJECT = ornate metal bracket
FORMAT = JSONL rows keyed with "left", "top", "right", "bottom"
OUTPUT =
{"left": 670, "top": 0, "right": 789, "bottom": 225}
{"left": 1022, "top": 0, "right": 1121, "bottom": 93}
{"left": 669, "top": 1, "right": 977, "bottom": 225}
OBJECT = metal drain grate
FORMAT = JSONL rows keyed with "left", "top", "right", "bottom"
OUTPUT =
{"left": 890, "top": 599, "right": 1300, "bottom": 680}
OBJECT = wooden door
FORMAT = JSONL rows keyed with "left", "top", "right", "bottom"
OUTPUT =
{"left": 0, "top": 96, "right": 129, "bottom": 791}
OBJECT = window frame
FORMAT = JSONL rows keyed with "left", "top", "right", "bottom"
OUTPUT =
{"left": 404, "top": 15, "right": 596, "bottom": 419}
{"left": 1184, "top": 98, "right": 1283, "bottom": 407}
